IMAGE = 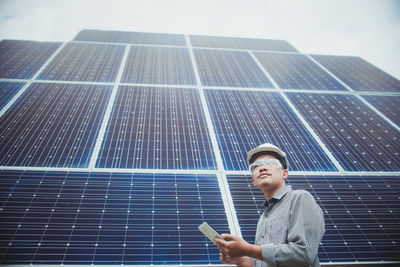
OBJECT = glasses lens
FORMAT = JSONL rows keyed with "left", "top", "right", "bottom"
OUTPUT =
{"left": 249, "top": 158, "right": 281, "bottom": 172}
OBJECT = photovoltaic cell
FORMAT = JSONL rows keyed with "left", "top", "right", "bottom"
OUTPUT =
{"left": 204, "top": 89, "right": 337, "bottom": 171}
{"left": 96, "top": 86, "right": 217, "bottom": 170}
{"left": 311, "top": 55, "right": 400, "bottom": 92}
{"left": 0, "top": 83, "right": 112, "bottom": 168}
{"left": 194, "top": 49, "right": 274, "bottom": 88}
{"left": 121, "top": 46, "right": 196, "bottom": 85}
{"left": 0, "top": 82, "right": 25, "bottom": 110}
{"left": 0, "top": 40, "right": 61, "bottom": 79}
{"left": 74, "top": 29, "right": 186, "bottom": 46}
{"left": 253, "top": 52, "right": 347, "bottom": 90}
{"left": 38, "top": 43, "right": 125, "bottom": 82}
{"left": 190, "top": 35, "right": 297, "bottom": 52}
{"left": 286, "top": 93, "right": 400, "bottom": 172}
{"left": 0, "top": 170, "right": 229, "bottom": 264}
{"left": 362, "top": 95, "right": 400, "bottom": 127}
{"left": 226, "top": 174, "right": 400, "bottom": 263}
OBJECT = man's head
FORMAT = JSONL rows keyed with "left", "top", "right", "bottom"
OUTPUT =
{"left": 247, "top": 143, "right": 289, "bottom": 194}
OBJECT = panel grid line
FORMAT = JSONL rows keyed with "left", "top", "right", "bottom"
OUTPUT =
{"left": 2, "top": 77, "right": 400, "bottom": 96}
{"left": 185, "top": 35, "right": 241, "bottom": 237}
{"left": 88, "top": 44, "right": 131, "bottom": 170}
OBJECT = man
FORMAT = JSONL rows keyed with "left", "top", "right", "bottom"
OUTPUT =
{"left": 214, "top": 143, "right": 325, "bottom": 267}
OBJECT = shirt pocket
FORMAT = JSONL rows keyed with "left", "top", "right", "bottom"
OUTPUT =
{"left": 268, "top": 219, "right": 287, "bottom": 244}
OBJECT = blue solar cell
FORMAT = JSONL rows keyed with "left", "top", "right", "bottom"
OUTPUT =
{"left": 121, "top": 46, "right": 196, "bottom": 85}
{"left": 226, "top": 174, "right": 400, "bottom": 263}
{"left": 190, "top": 35, "right": 297, "bottom": 52}
{"left": 204, "top": 89, "right": 337, "bottom": 171}
{"left": 286, "top": 93, "right": 400, "bottom": 171}
{"left": 194, "top": 49, "right": 274, "bottom": 88}
{"left": 253, "top": 52, "right": 347, "bottom": 90}
{"left": 0, "top": 83, "right": 112, "bottom": 167}
{"left": 0, "top": 171, "right": 230, "bottom": 264}
{"left": 362, "top": 95, "right": 400, "bottom": 127}
{"left": 311, "top": 55, "right": 400, "bottom": 92}
{"left": 96, "top": 86, "right": 217, "bottom": 170}
{"left": 0, "top": 82, "right": 25, "bottom": 110}
{"left": 74, "top": 29, "right": 186, "bottom": 46}
{"left": 38, "top": 43, "right": 125, "bottom": 82}
{"left": 0, "top": 40, "right": 61, "bottom": 79}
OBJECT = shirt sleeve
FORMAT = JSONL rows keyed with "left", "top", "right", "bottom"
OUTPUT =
{"left": 260, "top": 190, "right": 325, "bottom": 266}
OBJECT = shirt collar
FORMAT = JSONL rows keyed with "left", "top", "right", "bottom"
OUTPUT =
{"left": 264, "top": 185, "right": 292, "bottom": 207}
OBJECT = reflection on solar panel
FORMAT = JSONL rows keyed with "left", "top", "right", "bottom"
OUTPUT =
{"left": 190, "top": 35, "right": 297, "bottom": 52}
{"left": 362, "top": 95, "right": 400, "bottom": 127}
{"left": 0, "top": 40, "right": 61, "bottom": 79}
{"left": 0, "top": 170, "right": 229, "bottom": 264}
{"left": 286, "top": 93, "right": 400, "bottom": 172}
{"left": 0, "top": 82, "right": 25, "bottom": 110}
{"left": 121, "top": 46, "right": 196, "bottom": 85}
{"left": 194, "top": 49, "right": 274, "bottom": 88}
{"left": 311, "top": 55, "right": 400, "bottom": 92}
{"left": 0, "top": 83, "right": 112, "bottom": 167}
{"left": 74, "top": 29, "right": 186, "bottom": 46}
{"left": 204, "top": 89, "right": 337, "bottom": 171}
{"left": 226, "top": 174, "right": 400, "bottom": 262}
{"left": 96, "top": 86, "right": 217, "bottom": 170}
{"left": 253, "top": 52, "right": 347, "bottom": 90}
{"left": 38, "top": 43, "right": 125, "bottom": 82}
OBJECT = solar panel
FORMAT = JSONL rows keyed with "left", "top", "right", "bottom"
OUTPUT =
{"left": 362, "top": 95, "right": 400, "bottom": 127}
{"left": 0, "top": 83, "right": 112, "bottom": 167}
{"left": 0, "top": 170, "right": 229, "bottom": 264}
{"left": 121, "top": 46, "right": 196, "bottom": 85}
{"left": 311, "top": 55, "right": 400, "bottom": 92}
{"left": 96, "top": 86, "right": 217, "bottom": 170}
{"left": 0, "top": 40, "right": 61, "bottom": 79}
{"left": 1, "top": 29, "right": 399, "bottom": 266}
{"left": 253, "top": 52, "right": 347, "bottom": 90}
{"left": 74, "top": 29, "right": 186, "bottom": 46}
{"left": 226, "top": 174, "right": 400, "bottom": 262}
{"left": 38, "top": 43, "right": 125, "bottom": 82}
{"left": 204, "top": 89, "right": 337, "bottom": 171}
{"left": 194, "top": 49, "right": 274, "bottom": 88}
{"left": 286, "top": 93, "right": 400, "bottom": 172}
{"left": 0, "top": 82, "right": 25, "bottom": 110}
{"left": 190, "top": 35, "right": 298, "bottom": 52}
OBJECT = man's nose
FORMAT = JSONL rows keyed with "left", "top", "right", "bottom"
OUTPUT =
{"left": 259, "top": 164, "right": 269, "bottom": 171}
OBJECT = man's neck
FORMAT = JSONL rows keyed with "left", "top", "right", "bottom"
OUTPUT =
{"left": 263, "top": 183, "right": 285, "bottom": 201}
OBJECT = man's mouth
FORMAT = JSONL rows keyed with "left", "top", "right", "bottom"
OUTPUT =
{"left": 258, "top": 172, "right": 271, "bottom": 179}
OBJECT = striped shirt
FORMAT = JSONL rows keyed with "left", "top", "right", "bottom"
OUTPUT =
{"left": 251, "top": 185, "right": 325, "bottom": 267}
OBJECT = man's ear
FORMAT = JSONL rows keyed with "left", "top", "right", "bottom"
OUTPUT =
{"left": 251, "top": 177, "right": 255, "bottom": 186}
{"left": 282, "top": 169, "right": 289, "bottom": 180}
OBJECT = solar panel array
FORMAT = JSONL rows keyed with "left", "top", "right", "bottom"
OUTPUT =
{"left": 0, "top": 29, "right": 399, "bottom": 265}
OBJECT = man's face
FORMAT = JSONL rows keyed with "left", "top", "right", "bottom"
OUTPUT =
{"left": 251, "top": 154, "right": 288, "bottom": 191}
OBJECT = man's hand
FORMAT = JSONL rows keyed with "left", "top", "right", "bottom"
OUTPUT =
{"left": 213, "top": 234, "right": 260, "bottom": 266}
{"left": 214, "top": 234, "right": 250, "bottom": 257}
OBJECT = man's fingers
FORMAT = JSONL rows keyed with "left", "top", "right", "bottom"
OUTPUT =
{"left": 213, "top": 237, "right": 225, "bottom": 246}
{"left": 221, "top": 233, "right": 237, "bottom": 241}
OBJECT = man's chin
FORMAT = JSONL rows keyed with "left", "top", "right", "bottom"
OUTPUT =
{"left": 255, "top": 180, "right": 271, "bottom": 189}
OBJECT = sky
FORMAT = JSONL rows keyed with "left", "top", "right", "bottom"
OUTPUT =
{"left": 0, "top": 0, "right": 399, "bottom": 80}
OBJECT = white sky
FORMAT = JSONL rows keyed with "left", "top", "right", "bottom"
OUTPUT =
{"left": 0, "top": 0, "right": 399, "bottom": 80}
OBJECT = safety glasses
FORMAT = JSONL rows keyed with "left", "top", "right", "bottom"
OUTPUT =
{"left": 249, "top": 158, "right": 283, "bottom": 173}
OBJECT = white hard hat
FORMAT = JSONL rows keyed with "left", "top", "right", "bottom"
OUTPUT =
{"left": 247, "top": 143, "right": 289, "bottom": 170}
